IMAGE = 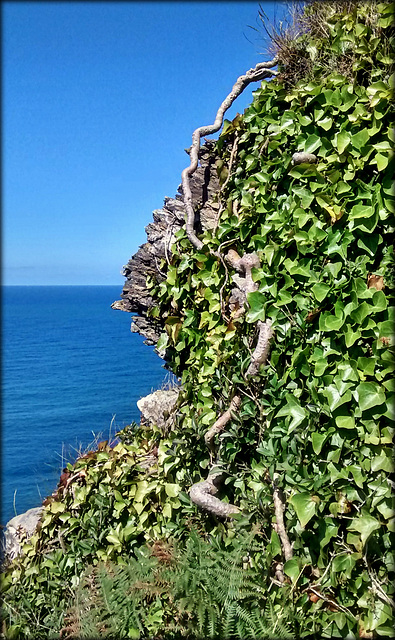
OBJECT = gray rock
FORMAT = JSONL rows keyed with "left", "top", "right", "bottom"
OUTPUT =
{"left": 2, "top": 506, "right": 43, "bottom": 563}
{"left": 291, "top": 152, "right": 317, "bottom": 165}
{"left": 111, "top": 299, "right": 128, "bottom": 311}
{"left": 137, "top": 388, "right": 180, "bottom": 430}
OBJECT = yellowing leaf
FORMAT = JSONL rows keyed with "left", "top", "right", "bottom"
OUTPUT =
{"left": 106, "top": 533, "right": 122, "bottom": 546}
{"left": 49, "top": 501, "right": 66, "bottom": 515}
{"left": 375, "top": 153, "right": 389, "bottom": 171}
{"left": 164, "top": 483, "right": 180, "bottom": 498}
{"left": 162, "top": 502, "right": 172, "bottom": 518}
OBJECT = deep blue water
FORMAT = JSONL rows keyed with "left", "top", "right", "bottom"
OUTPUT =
{"left": 1, "top": 286, "right": 170, "bottom": 526}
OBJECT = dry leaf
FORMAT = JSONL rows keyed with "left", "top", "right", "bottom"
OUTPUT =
{"left": 306, "top": 308, "right": 321, "bottom": 323}
{"left": 367, "top": 273, "right": 384, "bottom": 290}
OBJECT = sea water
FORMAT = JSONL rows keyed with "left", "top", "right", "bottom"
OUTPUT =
{"left": 1, "top": 286, "right": 170, "bottom": 526}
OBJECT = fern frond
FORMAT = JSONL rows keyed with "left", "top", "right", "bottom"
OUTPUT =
{"left": 222, "top": 599, "right": 239, "bottom": 638}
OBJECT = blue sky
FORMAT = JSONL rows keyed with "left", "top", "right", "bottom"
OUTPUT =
{"left": 3, "top": 1, "right": 287, "bottom": 285}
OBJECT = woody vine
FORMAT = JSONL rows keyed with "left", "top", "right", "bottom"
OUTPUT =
{"left": 181, "top": 57, "right": 322, "bottom": 570}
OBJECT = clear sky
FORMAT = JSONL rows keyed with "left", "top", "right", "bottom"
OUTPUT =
{"left": 3, "top": 1, "right": 288, "bottom": 285}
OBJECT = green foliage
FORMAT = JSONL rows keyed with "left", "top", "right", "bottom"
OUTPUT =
{"left": 264, "top": 0, "right": 395, "bottom": 89}
{"left": 67, "top": 531, "right": 295, "bottom": 640}
{"left": 69, "top": 549, "right": 170, "bottom": 639}
{"left": 1, "top": 2, "right": 394, "bottom": 638}
{"left": 145, "top": 2, "right": 395, "bottom": 637}
{"left": 0, "top": 430, "right": 193, "bottom": 637}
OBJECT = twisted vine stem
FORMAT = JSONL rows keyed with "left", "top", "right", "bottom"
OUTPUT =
{"left": 273, "top": 474, "right": 293, "bottom": 563}
{"left": 204, "top": 395, "right": 241, "bottom": 448}
{"left": 189, "top": 473, "right": 240, "bottom": 518}
{"left": 184, "top": 58, "right": 292, "bottom": 565}
{"left": 246, "top": 320, "right": 274, "bottom": 377}
{"left": 190, "top": 251, "right": 274, "bottom": 519}
{"left": 182, "top": 59, "right": 278, "bottom": 251}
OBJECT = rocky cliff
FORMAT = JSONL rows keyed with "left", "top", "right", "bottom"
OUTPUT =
{"left": 112, "top": 139, "right": 221, "bottom": 346}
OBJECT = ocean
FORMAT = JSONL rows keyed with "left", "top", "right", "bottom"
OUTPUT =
{"left": 1, "top": 286, "right": 170, "bottom": 526}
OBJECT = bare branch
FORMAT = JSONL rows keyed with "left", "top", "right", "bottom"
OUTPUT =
{"left": 246, "top": 319, "right": 274, "bottom": 377}
{"left": 182, "top": 59, "right": 278, "bottom": 250}
{"left": 291, "top": 152, "right": 317, "bottom": 165}
{"left": 272, "top": 473, "right": 293, "bottom": 562}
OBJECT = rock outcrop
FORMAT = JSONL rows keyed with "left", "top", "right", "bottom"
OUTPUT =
{"left": 2, "top": 507, "right": 43, "bottom": 565}
{"left": 112, "top": 140, "right": 221, "bottom": 347}
{"left": 137, "top": 388, "right": 180, "bottom": 431}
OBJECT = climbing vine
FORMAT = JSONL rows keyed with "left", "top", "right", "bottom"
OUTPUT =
{"left": 148, "top": 1, "right": 395, "bottom": 635}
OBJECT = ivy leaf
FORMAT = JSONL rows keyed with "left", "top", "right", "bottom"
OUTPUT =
{"left": 332, "top": 553, "right": 358, "bottom": 574}
{"left": 375, "top": 153, "right": 389, "bottom": 171}
{"left": 49, "top": 501, "right": 66, "bottom": 515}
{"left": 320, "top": 312, "right": 344, "bottom": 331}
{"left": 134, "top": 480, "right": 151, "bottom": 503}
{"left": 316, "top": 116, "right": 333, "bottom": 130}
{"left": 162, "top": 502, "right": 172, "bottom": 518}
{"left": 122, "top": 520, "right": 137, "bottom": 541}
{"left": 106, "top": 532, "right": 122, "bottom": 547}
{"left": 349, "top": 203, "right": 374, "bottom": 220}
{"left": 371, "top": 453, "right": 394, "bottom": 473}
{"left": 350, "top": 301, "right": 371, "bottom": 324}
{"left": 304, "top": 134, "right": 321, "bottom": 153}
{"left": 290, "top": 492, "right": 318, "bottom": 528}
{"left": 335, "top": 415, "right": 356, "bottom": 430}
{"left": 269, "top": 529, "right": 282, "bottom": 557}
{"left": 348, "top": 512, "right": 381, "bottom": 547}
{"left": 312, "top": 283, "right": 331, "bottom": 302}
{"left": 283, "top": 557, "right": 302, "bottom": 583}
{"left": 355, "top": 382, "right": 386, "bottom": 411}
{"left": 323, "top": 385, "right": 352, "bottom": 411}
{"left": 319, "top": 520, "right": 339, "bottom": 548}
{"left": 246, "top": 291, "right": 266, "bottom": 322}
{"left": 164, "top": 483, "right": 180, "bottom": 498}
{"left": 336, "top": 130, "right": 351, "bottom": 154}
{"left": 312, "top": 432, "right": 327, "bottom": 454}
{"left": 323, "top": 88, "right": 342, "bottom": 107}
{"left": 351, "top": 129, "right": 370, "bottom": 150}
{"left": 288, "top": 404, "right": 307, "bottom": 432}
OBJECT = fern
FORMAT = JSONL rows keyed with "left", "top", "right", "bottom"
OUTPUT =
{"left": 67, "top": 531, "right": 297, "bottom": 639}
{"left": 168, "top": 531, "right": 295, "bottom": 639}
{"left": 70, "top": 553, "right": 160, "bottom": 639}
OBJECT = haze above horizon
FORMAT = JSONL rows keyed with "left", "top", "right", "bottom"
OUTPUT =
{"left": 3, "top": 1, "right": 287, "bottom": 285}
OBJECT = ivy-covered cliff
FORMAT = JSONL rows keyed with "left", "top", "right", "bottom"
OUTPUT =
{"left": 1, "top": 2, "right": 394, "bottom": 639}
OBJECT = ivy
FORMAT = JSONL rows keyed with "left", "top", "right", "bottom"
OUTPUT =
{"left": 1, "top": 2, "right": 394, "bottom": 638}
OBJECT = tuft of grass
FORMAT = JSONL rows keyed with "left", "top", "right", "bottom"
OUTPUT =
{"left": 251, "top": 0, "right": 393, "bottom": 88}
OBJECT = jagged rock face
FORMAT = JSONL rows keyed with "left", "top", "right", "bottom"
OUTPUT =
{"left": 112, "top": 140, "right": 220, "bottom": 347}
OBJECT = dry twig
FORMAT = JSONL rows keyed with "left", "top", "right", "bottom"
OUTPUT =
{"left": 204, "top": 395, "right": 241, "bottom": 447}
